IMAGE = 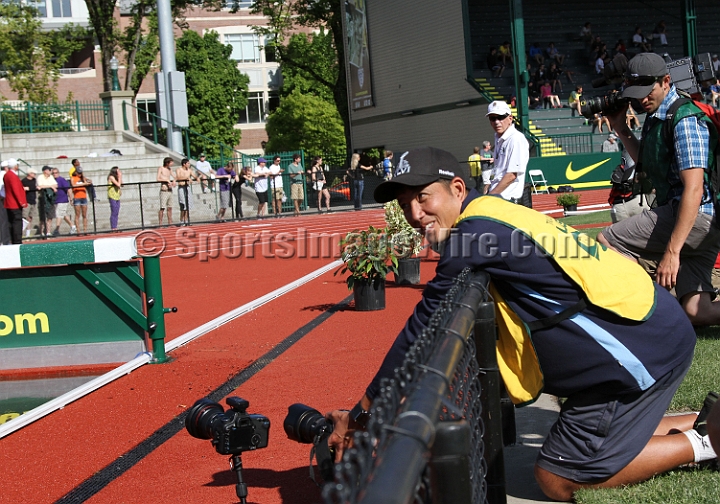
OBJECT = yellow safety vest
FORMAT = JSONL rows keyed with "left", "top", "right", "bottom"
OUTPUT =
{"left": 455, "top": 196, "right": 656, "bottom": 405}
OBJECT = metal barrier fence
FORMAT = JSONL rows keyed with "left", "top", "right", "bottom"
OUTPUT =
{"left": 542, "top": 132, "right": 594, "bottom": 155}
{"left": 0, "top": 101, "right": 110, "bottom": 133}
{"left": 324, "top": 268, "right": 506, "bottom": 504}
{"left": 20, "top": 170, "right": 386, "bottom": 237}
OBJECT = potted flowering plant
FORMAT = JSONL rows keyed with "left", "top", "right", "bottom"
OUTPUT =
{"left": 337, "top": 226, "right": 398, "bottom": 311}
{"left": 556, "top": 193, "right": 581, "bottom": 214}
{"left": 384, "top": 200, "right": 424, "bottom": 284}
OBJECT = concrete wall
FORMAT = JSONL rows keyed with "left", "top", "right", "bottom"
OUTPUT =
{"left": 350, "top": 0, "right": 496, "bottom": 160}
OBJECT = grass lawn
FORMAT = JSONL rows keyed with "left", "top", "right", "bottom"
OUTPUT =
{"left": 555, "top": 212, "right": 720, "bottom": 504}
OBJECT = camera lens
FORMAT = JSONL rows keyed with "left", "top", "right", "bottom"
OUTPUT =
{"left": 185, "top": 399, "right": 225, "bottom": 440}
{"left": 284, "top": 403, "right": 331, "bottom": 444}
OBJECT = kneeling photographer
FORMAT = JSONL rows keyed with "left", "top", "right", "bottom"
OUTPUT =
{"left": 597, "top": 52, "right": 720, "bottom": 326}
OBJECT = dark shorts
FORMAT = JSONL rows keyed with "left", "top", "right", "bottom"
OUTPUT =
{"left": 601, "top": 203, "right": 720, "bottom": 300}
{"left": 256, "top": 191, "right": 268, "bottom": 204}
{"left": 536, "top": 352, "right": 692, "bottom": 482}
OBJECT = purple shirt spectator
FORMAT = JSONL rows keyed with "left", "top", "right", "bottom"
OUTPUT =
{"left": 55, "top": 176, "right": 70, "bottom": 204}
{"left": 216, "top": 167, "right": 236, "bottom": 191}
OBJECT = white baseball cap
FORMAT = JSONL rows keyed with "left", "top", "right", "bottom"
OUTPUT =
{"left": 485, "top": 101, "right": 513, "bottom": 117}
{"left": 6, "top": 158, "right": 18, "bottom": 168}
{"left": 0, "top": 160, "right": 7, "bottom": 169}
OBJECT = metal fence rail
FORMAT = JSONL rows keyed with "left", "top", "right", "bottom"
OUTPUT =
{"left": 20, "top": 169, "right": 387, "bottom": 239}
{"left": 324, "top": 269, "right": 502, "bottom": 504}
{"left": 0, "top": 101, "right": 110, "bottom": 133}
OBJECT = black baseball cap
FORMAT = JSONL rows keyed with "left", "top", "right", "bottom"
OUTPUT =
{"left": 374, "top": 147, "right": 469, "bottom": 203}
{"left": 621, "top": 53, "right": 668, "bottom": 99}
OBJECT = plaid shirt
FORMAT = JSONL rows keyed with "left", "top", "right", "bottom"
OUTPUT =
{"left": 646, "top": 86, "right": 714, "bottom": 215}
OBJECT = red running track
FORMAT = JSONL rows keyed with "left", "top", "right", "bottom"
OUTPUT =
{"left": 0, "top": 209, "right": 440, "bottom": 504}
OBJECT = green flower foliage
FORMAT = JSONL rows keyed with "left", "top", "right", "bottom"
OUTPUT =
{"left": 175, "top": 30, "right": 249, "bottom": 158}
{"left": 336, "top": 226, "right": 398, "bottom": 290}
{"left": 264, "top": 90, "right": 346, "bottom": 156}
{"left": 384, "top": 200, "right": 424, "bottom": 258}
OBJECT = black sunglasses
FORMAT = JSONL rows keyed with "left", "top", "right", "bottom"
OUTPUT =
{"left": 488, "top": 113, "right": 510, "bottom": 121}
{"left": 625, "top": 75, "right": 661, "bottom": 87}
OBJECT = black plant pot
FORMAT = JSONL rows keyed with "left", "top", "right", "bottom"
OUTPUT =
{"left": 563, "top": 204, "right": 577, "bottom": 214}
{"left": 353, "top": 278, "right": 386, "bottom": 311}
{"left": 394, "top": 257, "right": 421, "bottom": 285}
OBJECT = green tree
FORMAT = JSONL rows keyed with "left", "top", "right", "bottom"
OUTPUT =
{"left": 251, "top": 0, "right": 350, "bottom": 157}
{"left": 175, "top": 30, "right": 249, "bottom": 157}
{"left": 0, "top": 3, "right": 87, "bottom": 102}
{"left": 84, "top": 0, "right": 226, "bottom": 94}
{"left": 264, "top": 90, "right": 345, "bottom": 155}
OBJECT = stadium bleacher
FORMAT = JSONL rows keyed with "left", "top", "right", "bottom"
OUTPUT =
{"left": 467, "top": 1, "right": 720, "bottom": 150}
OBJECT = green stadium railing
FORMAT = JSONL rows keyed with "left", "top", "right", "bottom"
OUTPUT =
{"left": 1, "top": 101, "right": 110, "bottom": 133}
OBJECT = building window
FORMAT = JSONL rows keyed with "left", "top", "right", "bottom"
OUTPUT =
{"left": 32, "top": 0, "right": 47, "bottom": 17}
{"left": 51, "top": 0, "right": 72, "bottom": 17}
{"left": 268, "top": 92, "right": 280, "bottom": 113}
{"left": 136, "top": 99, "right": 158, "bottom": 127}
{"left": 224, "top": 0, "right": 254, "bottom": 9}
{"left": 239, "top": 92, "right": 264, "bottom": 124}
{"left": 225, "top": 34, "right": 260, "bottom": 63}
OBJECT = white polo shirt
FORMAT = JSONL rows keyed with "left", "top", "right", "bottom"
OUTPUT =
{"left": 253, "top": 165, "right": 271, "bottom": 192}
{"left": 489, "top": 123, "right": 529, "bottom": 201}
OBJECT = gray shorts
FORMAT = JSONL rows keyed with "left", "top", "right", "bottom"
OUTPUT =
{"left": 219, "top": 190, "right": 231, "bottom": 208}
{"left": 536, "top": 353, "right": 692, "bottom": 482}
{"left": 601, "top": 203, "right": 720, "bottom": 300}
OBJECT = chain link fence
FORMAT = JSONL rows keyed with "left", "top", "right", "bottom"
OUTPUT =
{"left": 323, "top": 268, "right": 504, "bottom": 504}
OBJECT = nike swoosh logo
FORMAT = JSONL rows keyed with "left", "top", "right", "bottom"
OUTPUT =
{"left": 565, "top": 159, "right": 612, "bottom": 181}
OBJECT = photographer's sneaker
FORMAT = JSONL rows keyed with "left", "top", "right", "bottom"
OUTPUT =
{"left": 694, "top": 391, "right": 719, "bottom": 436}
{"left": 70, "top": 225, "right": 77, "bottom": 235}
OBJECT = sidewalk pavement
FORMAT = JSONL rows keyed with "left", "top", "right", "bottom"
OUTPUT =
{"left": 505, "top": 393, "right": 564, "bottom": 504}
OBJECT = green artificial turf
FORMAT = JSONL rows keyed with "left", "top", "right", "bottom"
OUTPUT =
{"left": 558, "top": 210, "right": 611, "bottom": 227}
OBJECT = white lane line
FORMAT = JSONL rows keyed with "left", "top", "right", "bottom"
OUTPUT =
{"left": 0, "top": 260, "right": 341, "bottom": 439}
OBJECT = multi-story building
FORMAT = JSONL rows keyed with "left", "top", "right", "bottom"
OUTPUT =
{"left": 0, "top": 0, "right": 282, "bottom": 154}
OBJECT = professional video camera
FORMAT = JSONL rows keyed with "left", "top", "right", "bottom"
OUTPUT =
{"left": 581, "top": 52, "right": 716, "bottom": 119}
{"left": 185, "top": 397, "right": 270, "bottom": 504}
{"left": 284, "top": 403, "right": 336, "bottom": 483}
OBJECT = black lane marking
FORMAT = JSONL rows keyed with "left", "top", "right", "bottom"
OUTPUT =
{"left": 55, "top": 295, "right": 353, "bottom": 503}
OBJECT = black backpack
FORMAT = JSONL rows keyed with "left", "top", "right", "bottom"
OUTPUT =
{"left": 610, "top": 162, "right": 635, "bottom": 194}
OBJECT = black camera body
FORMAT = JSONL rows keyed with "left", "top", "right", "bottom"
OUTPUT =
{"left": 582, "top": 52, "right": 716, "bottom": 119}
{"left": 185, "top": 397, "right": 270, "bottom": 455}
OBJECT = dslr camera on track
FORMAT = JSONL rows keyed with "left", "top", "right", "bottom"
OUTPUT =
{"left": 580, "top": 52, "right": 715, "bottom": 119}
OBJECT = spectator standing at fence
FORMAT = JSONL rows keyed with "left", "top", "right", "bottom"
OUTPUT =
{"left": 348, "top": 153, "right": 372, "bottom": 211}
{"left": 232, "top": 166, "right": 252, "bottom": 220}
{"left": 286, "top": 154, "right": 305, "bottom": 217}
{"left": 36, "top": 165, "right": 57, "bottom": 238}
{"left": 382, "top": 150, "right": 393, "bottom": 181}
{"left": 215, "top": 161, "right": 236, "bottom": 222}
{"left": 253, "top": 157, "right": 270, "bottom": 218}
{"left": 0, "top": 160, "right": 10, "bottom": 245}
{"left": 195, "top": 153, "right": 215, "bottom": 193}
{"left": 157, "top": 157, "right": 175, "bottom": 226}
{"left": 71, "top": 166, "right": 92, "bottom": 235}
{"left": 480, "top": 140, "right": 494, "bottom": 194}
{"left": 175, "top": 158, "right": 196, "bottom": 226}
{"left": 486, "top": 101, "right": 529, "bottom": 204}
{"left": 72, "top": 159, "right": 96, "bottom": 202}
{"left": 468, "top": 146, "right": 483, "bottom": 191}
{"left": 3, "top": 160, "right": 27, "bottom": 244}
{"left": 21, "top": 168, "right": 38, "bottom": 237}
{"left": 310, "top": 156, "right": 331, "bottom": 214}
{"left": 269, "top": 156, "right": 285, "bottom": 216}
{"left": 602, "top": 133, "right": 620, "bottom": 152}
{"left": 107, "top": 167, "right": 122, "bottom": 232}
{"left": 327, "top": 146, "right": 714, "bottom": 502}
{"left": 51, "top": 167, "right": 72, "bottom": 236}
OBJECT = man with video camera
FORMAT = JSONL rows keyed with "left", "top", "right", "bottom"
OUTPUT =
{"left": 326, "top": 146, "right": 713, "bottom": 502}
{"left": 598, "top": 52, "right": 720, "bottom": 326}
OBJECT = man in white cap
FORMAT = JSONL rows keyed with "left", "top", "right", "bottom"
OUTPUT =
{"left": 0, "top": 160, "right": 10, "bottom": 245}
{"left": 485, "top": 101, "right": 529, "bottom": 204}
{"left": 599, "top": 52, "right": 720, "bottom": 326}
{"left": 601, "top": 133, "right": 619, "bottom": 152}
